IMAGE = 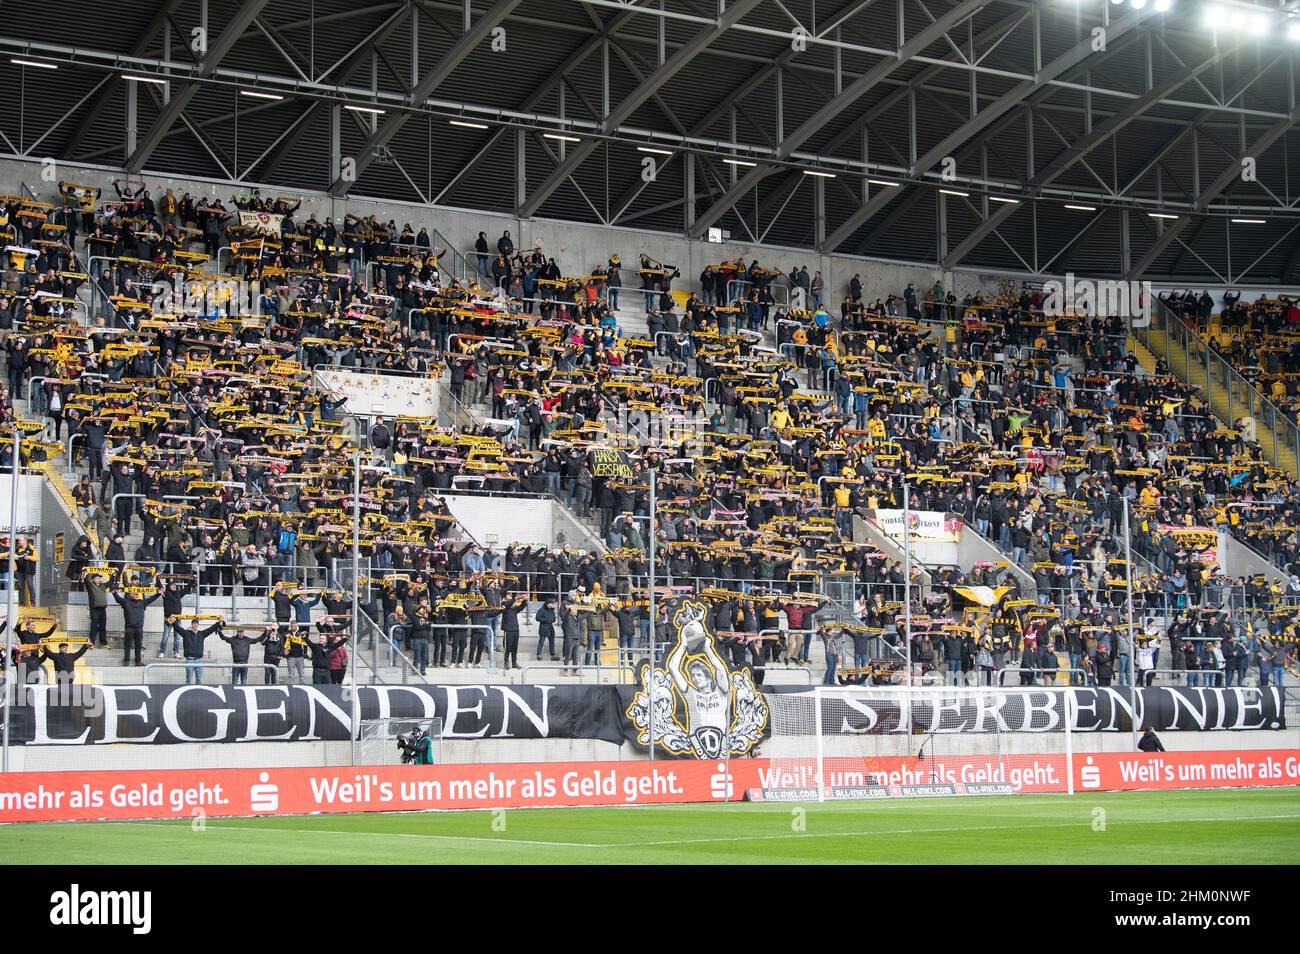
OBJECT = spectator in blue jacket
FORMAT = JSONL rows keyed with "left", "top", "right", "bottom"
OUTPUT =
{"left": 462, "top": 546, "right": 486, "bottom": 575}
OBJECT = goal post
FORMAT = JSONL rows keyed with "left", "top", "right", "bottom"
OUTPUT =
{"left": 357, "top": 717, "right": 444, "bottom": 766}
{"left": 757, "top": 686, "right": 1076, "bottom": 801}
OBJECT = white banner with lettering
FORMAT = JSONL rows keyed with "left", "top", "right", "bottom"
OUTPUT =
{"left": 238, "top": 210, "right": 284, "bottom": 235}
{"left": 869, "top": 509, "right": 962, "bottom": 543}
{"left": 0, "top": 474, "right": 43, "bottom": 536}
{"left": 314, "top": 369, "right": 440, "bottom": 419}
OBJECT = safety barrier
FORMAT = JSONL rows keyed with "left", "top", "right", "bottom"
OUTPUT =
{"left": 140, "top": 662, "right": 281, "bottom": 684}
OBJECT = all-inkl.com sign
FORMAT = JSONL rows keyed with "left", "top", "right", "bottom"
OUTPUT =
{"left": 1043, "top": 273, "right": 1152, "bottom": 328}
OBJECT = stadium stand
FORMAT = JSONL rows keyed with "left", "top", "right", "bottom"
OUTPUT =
{"left": 0, "top": 180, "right": 1295, "bottom": 697}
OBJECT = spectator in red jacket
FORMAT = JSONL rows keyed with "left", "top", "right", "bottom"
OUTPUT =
{"left": 782, "top": 602, "right": 813, "bottom": 666}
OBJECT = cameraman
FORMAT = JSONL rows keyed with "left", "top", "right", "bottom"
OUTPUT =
{"left": 403, "top": 727, "right": 435, "bottom": 765}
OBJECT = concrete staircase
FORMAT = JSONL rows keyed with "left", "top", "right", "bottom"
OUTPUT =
{"left": 1135, "top": 310, "right": 1299, "bottom": 476}
{"left": 1131, "top": 336, "right": 1158, "bottom": 376}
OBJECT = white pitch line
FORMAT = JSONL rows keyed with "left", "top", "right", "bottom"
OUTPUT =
{"left": 120, "top": 811, "right": 1300, "bottom": 852}
{"left": 596, "top": 812, "right": 1300, "bottom": 848}
{"left": 615, "top": 789, "right": 1300, "bottom": 815}
{"left": 124, "top": 822, "right": 605, "bottom": 849}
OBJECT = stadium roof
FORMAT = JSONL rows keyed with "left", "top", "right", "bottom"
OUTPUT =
{"left": 1, "top": 0, "right": 1298, "bottom": 282}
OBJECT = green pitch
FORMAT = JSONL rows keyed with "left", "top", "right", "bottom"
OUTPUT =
{"left": 4, "top": 788, "right": 1298, "bottom": 864}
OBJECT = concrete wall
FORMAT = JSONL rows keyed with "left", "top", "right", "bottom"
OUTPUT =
{"left": 956, "top": 525, "right": 1037, "bottom": 598}
{"left": 1151, "top": 283, "right": 1300, "bottom": 303}
{"left": 857, "top": 511, "right": 968, "bottom": 573}
{"left": 0, "top": 156, "right": 1008, "bottom": 306}
{"left": 787, "top": 727, "right": 1298, "bottom": 758}
{"left": 440, "top": 492, "right": 605, "bottom": 553}
{"left": 852, "top": 514, "right": 933, "bottom": 590}
{"left": 8, "top": 738, "right": 630, "bottom": 772}
{"left": 14, "top": 157, "right": 1296, "bottom": 318}
{"left": 0, "top": 474, "right": 47, "bottom": 605}
{"left": 1218, "top": 529, "right": 1285, "bottom": 584}
{"left": 10, "top": 728, "right": 1295, "bottom": 773}
{"left": 0, "top": 474, "right": 43, "bottom": 537}
{"left": 313, "top": 368, "right": 440, "bottom": 419}
{"left": 37, "top": 479, "right": 82, "bottom": 605}
{"left": 443, "top": 493, "right": 555, "bottom": 550}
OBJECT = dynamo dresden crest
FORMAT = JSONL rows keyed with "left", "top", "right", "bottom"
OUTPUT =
{"left": 625, "top": 597, "right": 769, "bottom": 759}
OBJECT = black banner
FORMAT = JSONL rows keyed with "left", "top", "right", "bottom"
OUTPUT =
{"left": 588, "top": 448, "right": 636, "bottom": 480}
{"left": 0, "top": 684, "right": 1284, "bottom": 745}
{"left": 1, "top": 684, "right": 626, "bottom": 746}
{"left": 783, "top": 686, "right": 1288, "bottom": 736}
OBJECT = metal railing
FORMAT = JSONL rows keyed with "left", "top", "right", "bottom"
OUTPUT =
{"left": 7, "top": 294, "right": 89, "bottom": 328}
{"left": 49, "top": 557, "right": 332, "bottom": 618}
{"left": 521, "top": 663, "right": 636, "bottom": 683}
{"left": 1137, "top": 299, "right": 1300, "bottom": 473}
{"left": 992, "top": 666, "right": 1090, "bottom": 686}
{"left": 1143, "top": 667, "right": 1281, "bottom": 688}
{"left": 351, "top": 604, "right": 434, "bottom": 684}
{"left": 727, "top": 277, "right": 791, "bottom": 309}
{"left": 140, "top": 661, "right": 280, "bottom": 684}
{"left": 432, "top": 485, "right": 607, "bottom": 554}
{"left": 429, "top": 232, "right": 484, "bottom": 287}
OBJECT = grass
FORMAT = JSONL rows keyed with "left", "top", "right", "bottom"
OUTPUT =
{"left": 3, "top": 787, "right": 1298, "bottom": 864}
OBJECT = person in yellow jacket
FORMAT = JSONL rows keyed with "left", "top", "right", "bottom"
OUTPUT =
{"left": 867, "top": 413, "right": 887, "bottom": 441}
{"left": 833, "top": 482, "right": 854, "bottom": 538}
{"left": 770, "top": 403, "right": 792, "bottom": 431}
{"left": 833, "top": 483, "right": 852, "bottom": 508}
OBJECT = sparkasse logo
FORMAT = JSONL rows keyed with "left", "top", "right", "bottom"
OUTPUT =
{"left": 250, "top": 772, "right": 279, "bottom": 812}
{"left": 49, "top": 884, "right": 151, "bottom": 935}
{"left": 1080, "top": 756, "right": 1102, "bottom": 790}
{"left": 710, "top": 762, "right": 735, "bottom": 799}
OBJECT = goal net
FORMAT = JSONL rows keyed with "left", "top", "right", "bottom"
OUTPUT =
{"left": 755, "top": 687, "right": 1074, "bottom": 801}
{"left": 358, "top": 717, "right": 444, "bottom": 766}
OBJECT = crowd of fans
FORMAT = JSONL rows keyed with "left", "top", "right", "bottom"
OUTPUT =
{"left": 1160, "top": 288, "right": 1300, "bottom": 424}
{"left": 0, "top": 178, "right": 1294, "bottom": 689}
